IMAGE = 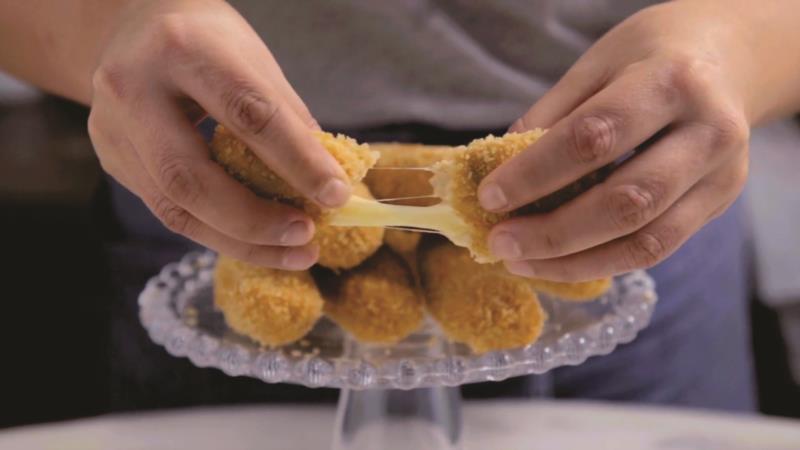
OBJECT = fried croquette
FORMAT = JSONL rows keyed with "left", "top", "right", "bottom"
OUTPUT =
{"left": 383, "top": 228, "right": 422, "bottom": 256}
{"left": 419, "top": 241, "right": 547, "bottom": 353}
{"left": 429, "top": 130, "right": 546, "bottom": 262}
{"left": 211, "top": 125, "right": 383, "bottom": 269}
{"left": 214, "top": 255, "right": 324, "bottom": 347}
{"left": 320, "top": 249, "right": 424, "bottom": 344}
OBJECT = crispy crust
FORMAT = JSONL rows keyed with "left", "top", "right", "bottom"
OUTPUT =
{"left": 430, "top": 130, "right": 546, "bottom": 263}
{"left": 321, "top": 249, "right": 424, "bottom": 343}
{"left": 420, "top": 241, "right": 546, "bottom": 353}
{"left": 211, "top": 125, "right": 382, "bottom": 269}
{"left": 214, "top": 255, "right": 324, "bottom": 347}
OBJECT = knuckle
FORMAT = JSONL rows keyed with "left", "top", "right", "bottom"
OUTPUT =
{"left": 567, "top": 114, "right": 618, "bottom": 164}
{"left": 510, "top": 115, "right": 532, "bottom": 133}
{"left": 92, "top": 63, "right": 129, "bottom": 100}
{"left": 624, "top": 228, "right": 676, "bottom": 269}
{"left": 153, "top": 195, "right": 196, "bottom": 236}
{"left": 707, "top": 111, "right": 750, "bottom": 150}
{"left": 660, "top": 52, "right": 718, "bottom": 99}
{"left": 152, "top": 13, "right": 195, "bottom": 59}
{"left": 606, "top": 181, "right": 663, "bottom": 231}
{"left": 157, "top": 156, "right": 203, "bottom": 206}
{"left": 222, "top": 85, "right": 281, "bottom": 136}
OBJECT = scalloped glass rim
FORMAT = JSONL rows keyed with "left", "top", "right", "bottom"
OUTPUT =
{"left": 138, "top": 251, "right": 657, "bottom": 390}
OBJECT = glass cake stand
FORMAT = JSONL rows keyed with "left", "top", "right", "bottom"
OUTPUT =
{"left": 139, "top": 251, "right": 657, "bottom": 450}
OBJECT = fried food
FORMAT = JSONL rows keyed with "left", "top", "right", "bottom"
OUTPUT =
{"left": 428, "top": 130, "right": 546, "bottom": 262}
{"left": 383, "top": 228, "right": 422, "bottom": 256}
{"left": 364, "top": 143, "right": 459, "bottom": 206}
{"left": 419, "top": 241, "right": 546, "bottom": 353}
{"left": 528, "top": 277, "right": 613, "bottom": 301}
{"left": 320, "top": 248, "right": 424, "bottom": 344}
{"left": 214, "top": 255, "right": 324, "bottom": 347}
{"left": 315, "top": 182, "right": 384, "bottom": 270}
{"left": 211, "top": 125, "right": 383, "bottom": 269}
{"left": 329, "top": 131, "right": 547, "bottom": 263}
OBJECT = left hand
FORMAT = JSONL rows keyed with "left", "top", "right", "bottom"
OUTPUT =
{"left": 478, "top": 1, "right": 755, "bottom": 282}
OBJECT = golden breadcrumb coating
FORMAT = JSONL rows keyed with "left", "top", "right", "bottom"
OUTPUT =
{"left": 211, "top": 125, "right": 377, "bottom": 214}
{"left": 214, "top": 255, "right": 323, "bottom": 347}
{"left": 211, "top": 125, "right": 382, "bottom": 269}
{"left": 321, "top": 249, "right": 424, "bottom": 344}
{"left": 430, "top": 130, "right": 546, "bottom": 263}
{"left": 364, "top": 143, "right": 460, "bottom": 206}
{"left": 420, "top": 241, "right": 546, "bottom": 353}
{"left": 383, "top": 229, "right": 422, "bottom": 256}
{"left": 529, "top": 277, "right": 613, "bottom": 302}
{"left": 314, "top": 182, "right": 384, "bottom": 270}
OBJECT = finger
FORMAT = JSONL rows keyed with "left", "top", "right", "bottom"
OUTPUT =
{"left": 503, "top": 168, "right": 745, "bottom": 282}
{"left": 135, "top": 172, "right": 319, "bottom": 270}
{"left": 88, "top": 106, "right": 148, "bottom": 194}
{"left": 247, "top": 47, "right": 320, "bottom": 130}
{"left": 169, "top": 52, "right": 351, "bottom": 208}
{"left": 480, "top": 68, "right": 682, "bottom": 212}
{"left": 130, "top": 94, "right": 316, "bottom": 247}
{"left": 510, "top": 54, "right": 611, "bottom": 131}
{"left": 489, "top": 123, "right": 728, "bottom": 260}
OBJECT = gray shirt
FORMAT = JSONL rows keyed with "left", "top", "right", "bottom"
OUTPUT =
{"left": 229, "top": 0, "right": 659, "bottom": 129}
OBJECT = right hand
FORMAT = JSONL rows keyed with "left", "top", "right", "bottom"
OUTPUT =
{"left": 88, "top": 0, "right": 351, "bottom": 270}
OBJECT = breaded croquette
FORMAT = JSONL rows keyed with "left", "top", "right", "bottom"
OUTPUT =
{"left": 315, "top": 182, "right": 384, "bottom": 270}
{"left": 211, "top": 125, "right": 377, "bottom": 210}
{"left": 211, "top": 125, "right": 383, "bottom": 269}
{"left": 383, "top": 228, "right": 422, "bottom": 256}
{"left": 528, "top": 277, "right": 613, "bottom": 302}
{"left": 320, "top": 249, "right": 424, "bottom": 344}
{"left": 429, "top": 130, "right": 546, "bottom": 262}
{"left": 364, "top": 143, "right": 460, "bottom": 206}
{"left": 214, "top": 255, "right": 324, "bottom": 347}
{"left": 420, "top": 241, "right": 546, "bottom": 353}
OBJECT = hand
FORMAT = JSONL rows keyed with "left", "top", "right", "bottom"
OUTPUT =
{"left": 87, "top": 0, "right": 352, "bottom": 270}
{"left": 479, "top": 2, "right": 756, "bottom": 282}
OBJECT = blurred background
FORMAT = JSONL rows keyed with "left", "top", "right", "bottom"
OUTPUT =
{"left": 1, "top": 70, "right": 799, "bottom": 429}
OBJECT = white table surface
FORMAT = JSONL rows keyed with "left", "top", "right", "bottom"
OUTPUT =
{"left": 1, "top": 400, "right": 798, "bottom": 450}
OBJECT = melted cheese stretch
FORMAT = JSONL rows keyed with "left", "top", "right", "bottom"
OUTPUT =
{"left": 328, "top": 196, "right": 472, "bottom": 248}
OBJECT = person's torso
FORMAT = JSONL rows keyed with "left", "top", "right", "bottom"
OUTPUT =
{"left": 228, "top": 0, "right": 663, "bottom": 129}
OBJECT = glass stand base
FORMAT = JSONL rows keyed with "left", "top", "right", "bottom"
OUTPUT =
{"left": 332, "top": 386, "right": 462, "bottom": 450}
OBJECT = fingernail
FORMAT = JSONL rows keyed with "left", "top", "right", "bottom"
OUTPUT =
{"left": 490, "top": 232, "right": 522, "bottom": 260}
{"left": 282, "top": 247, "right": 315, "bottom": 270}
{"left": 280, "top": 220, "right": 312, "bottom": 246}
{"left": 478, "top": 182, "right": 508, "bottom": 211}
{"left": 316, "top": 178, "right": 350, "bottom": 208}
{"left": 505, "top": 260, "right": 535, "bottom": 277}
